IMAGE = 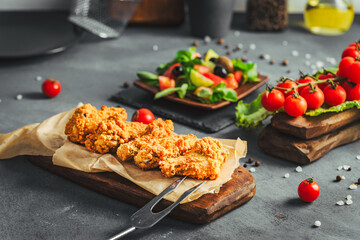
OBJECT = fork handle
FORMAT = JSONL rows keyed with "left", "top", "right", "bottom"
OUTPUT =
{"left": 108, "top": 226, "right": 136, "bottom": 240}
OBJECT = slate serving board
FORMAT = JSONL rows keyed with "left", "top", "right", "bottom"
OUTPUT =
{"left": 111, "top": 86, "right": 238, "bottom": 133}
{"left": 27, "top": 156, "right": 256, "bottom": 224}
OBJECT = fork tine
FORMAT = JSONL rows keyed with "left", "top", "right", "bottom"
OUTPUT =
{"left": 130, "top": 176, "right": 186, "bottom": 228}
{"left": 131, "top": 180, "right": 207, "bottom": 229}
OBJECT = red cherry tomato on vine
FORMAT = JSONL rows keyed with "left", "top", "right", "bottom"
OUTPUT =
{"left": 349, "top": 61, "right": 360, "bottom": 84}
{"left": 284, "top": 94, "right": 307, "bottom": 117}
{"left": 277, "top": 79, "right": 298, "bottom": 97}
{"left": 42, "top": 78, "right": 61, "bottom": 98}
{"left": 338, "top": 57, "right": 355, "bottom": 78}
{"left": 349, "top": 42, "right": 360, "bottom": 48}
{"left": 298, "top": 177, "right": 320, "bottom": 202}
{"left": 318, "top": 72, "right": 335, "bottom": 90}
{"left": 342, "top": 46, "right": 359, "bottom": 59}
{"left": 300, "top": 85, "right": 324, "bottom": 109}
{"left": 296, "top": 76, "right": 315, "bottom": 93}
{"left": 261, "top": 89, "right": 285, "bottom": 111}
{"left": 131, "top": 108, "right": 155, "bottom": 124}
{"left": 343, "top": 81, "right": 360, "bottom": 101}
{"left": 323, "top": 84, "right": 347, "bottom": 106}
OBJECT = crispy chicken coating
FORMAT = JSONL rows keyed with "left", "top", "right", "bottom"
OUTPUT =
{"left": 85, "top": 121, "right": 147, "bottom": 154}
{"left": 65, "top": 104, "right": 128, "bottom": 146}
{"left": 159, "top": 137, "right": 229, "bottom": 180}
{"left": 133, "top": 134, "right": 198, "bottom": 170}
{"left": 116, "top": 118, "right": 176, "bottom": 164}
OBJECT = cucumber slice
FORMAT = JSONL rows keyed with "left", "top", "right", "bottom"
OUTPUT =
{"left": 204, "top": 49, "right": 219, "bottom": 62}
{"left": 190, "top": 69, "right": 214, "bottom": 87}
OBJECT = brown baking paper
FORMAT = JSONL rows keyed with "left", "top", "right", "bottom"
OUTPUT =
{"left": 0, "top": 105, "right": 247, "bottom": 203}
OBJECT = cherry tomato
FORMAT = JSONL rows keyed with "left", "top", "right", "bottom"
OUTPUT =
{"left": 225, "top": 74, "right": 239, "bottom": 89}
{"left": 42, "top": 78, "right": 61, "bottom": 98}
{"left": 338, "top": 57, "right": 355, "bottom": 78}
{"left": 131, "top": 108, "right": 155, "bottom": 124}
{"left": 261, "top": 89, "right": 285, "bottom": 111}
{"left": 300, "top": 85, "right": 324, "bottom": 109}
{"left": 298, "top": 177, "right": 320, "bottom": 202}
{"left": 349, "top": 42, "right": 360, "bottom": 48}
{"left": 202, "top": 72, "right": 226, "bottom": 86}
{"left": 349, "top": 61, "right": 360, "bottom": 84}
{"left": 284, "top": 94, "right": 307, "bottom": 117}
{"left": 323, "top": 84, "right": 347, "bottom": 106}
{"left": 158, "top": 76, "right": 175, "bottom": 91}
{"left": 318, "top": 72, "right": 335, "bottom": 90}
{"left": 296, "top": 76, "right": 315, "bottom": 93}
{"left": 193, "top": 64, "right": 210, "bottom": 74}
{"left": 233, "top": 71, "right": 243, "bottom": 84}
{"left": 341, "top": 46, "right": 359, "bottom": 59}
{"left": 277, "top": 79, "right": 298, "bottom": 97}
{"left": 343, "top": 81, "right": 360, "bottom": 101}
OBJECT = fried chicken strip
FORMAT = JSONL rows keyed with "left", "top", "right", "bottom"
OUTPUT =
{"left": 159, "top": 137, "right": 229, "bottom": 180}
{"left": 65, "top": 104, "right": 130, "bottom": 152}
{"left": 116, "top": 118, "right": 175, "bottom": 163}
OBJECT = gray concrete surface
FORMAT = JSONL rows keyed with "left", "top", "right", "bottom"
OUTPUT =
{"left": 0, "top": 14, "right": 360, "bottom": 239}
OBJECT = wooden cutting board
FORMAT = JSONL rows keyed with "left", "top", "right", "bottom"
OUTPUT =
{"left": 27, "top": 156, "right": 256, "bottom": 224}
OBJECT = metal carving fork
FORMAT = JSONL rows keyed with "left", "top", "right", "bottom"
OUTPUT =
{"left": 108, "top": 177, "right": 206, "bottom": 240}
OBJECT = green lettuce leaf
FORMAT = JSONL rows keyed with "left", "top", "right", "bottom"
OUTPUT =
{"left": 305, "top": 100, "right": 360, "bottom": 116}
{"left": 235, "top": 93, "right": 272, "bottom": 129}
{"left": 232, "top": 59, "right": 260, "bottom": 84}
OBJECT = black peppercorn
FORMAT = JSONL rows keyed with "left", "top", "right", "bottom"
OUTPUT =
{"left": 255, "top": 161, "right": 261, "bottom": 167}
{"left": 336, "top": 175, "right": 342, "bottom": 182}
{"left": 248, "top": 157, "right": 254, "bottom": 163}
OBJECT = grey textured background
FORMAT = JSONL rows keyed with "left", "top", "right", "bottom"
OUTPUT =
{"left": 0, "top": 14, "right": 360, "bottom": 239}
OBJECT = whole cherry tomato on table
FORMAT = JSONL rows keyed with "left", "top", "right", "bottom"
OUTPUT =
{"left": 296, "top": 76, "right": 315, "bottom": 93}
{"left": 276, "top": 79, "right": 298, "bottom": 97}
{"left": 298, "top": 177, "right": 320, "bottom": 202}
{"left": 284, "top": 94, "right": 307, "bottom": 117}
{"left": 318, "top": 72, "right": 336, "bottom": 90}
{"left": 42, "top": 78, "right": 61, "bottom": 98}
{"left": 342, "top": 81, "right": 360, "bottom": 101}
{"left": 349, "top": 61, "right": 360, "bottom": 84}
{"left": 338, "top": 57, "right": 355, "bottom": 78}
{"left": 131, "top": 108, "right": 155, "bottom": 124}
{"left": 300, "top": 85, "right": 324, "bottom": 109}
{"left": 323, "top": 84, "right": 347, "bottom": 106}
{"left": 261, "top": 89, "right": 285, "bottom": 112}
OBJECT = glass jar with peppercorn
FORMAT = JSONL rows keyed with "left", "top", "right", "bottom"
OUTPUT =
{"left": 246, "top": 0, "right": 288, "bottom": 31}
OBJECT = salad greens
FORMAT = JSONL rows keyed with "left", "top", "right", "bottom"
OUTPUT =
{"left": 138, "top": 47, "right": 260, "bottom": 103}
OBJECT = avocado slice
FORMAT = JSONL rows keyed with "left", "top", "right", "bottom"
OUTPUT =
{"left": 204, "top": 49, "right": 219, "bottom": 62}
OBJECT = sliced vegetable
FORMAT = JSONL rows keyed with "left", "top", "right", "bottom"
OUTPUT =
{"left": 137, "top": 72, "right": 159, "bottom": 85}
{"left": 202, "top": 72, "right": 225, "bottom": 86}
{"left": 190, "top": 69, "right": 214, "bottom": 87}
{"left": 204, "top": 49, "right": 219, "bottom": 62}
{"left": 159, "top": 76, "right": 175, "bottom": 91}
{"left": 193, "top": 64, "right": 210, "bottom": 74}
{"left": 225, "top": 74, "right": 239, "bottom": 89}
{"left": 154, "top": 83, "right": 189, "bottom": 99}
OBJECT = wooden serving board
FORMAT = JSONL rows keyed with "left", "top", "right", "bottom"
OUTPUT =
{"left": 271, "top": 108, "right": 360, "bottom": 140}
{"left": 27, "top": 156, "right": 256, "bottom": 224}
{"left": 258, "top": 121, "right": 360, "bottom": 165}
{"left": 134, "top": 74, "right": 269, "bottom": 110}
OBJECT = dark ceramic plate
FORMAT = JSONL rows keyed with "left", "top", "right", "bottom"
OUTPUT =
{"left": 134, "top": 74, "right": 270, "bottom": 110}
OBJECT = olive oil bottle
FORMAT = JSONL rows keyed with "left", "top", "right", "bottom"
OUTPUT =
{"left": 304, "top": 0, "right": 354, "bottom": 36}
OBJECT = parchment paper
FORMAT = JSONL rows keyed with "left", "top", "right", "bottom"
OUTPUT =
{"left": 0, "top": 105, "right": 247, "bottom": 203}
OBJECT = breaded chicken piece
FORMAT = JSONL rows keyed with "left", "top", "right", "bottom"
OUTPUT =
{"left": 85, "top": 121, "right": 147, "bottom": 154}
{"left": 116, "top": 118, "right": 175, "bottom": 162}
{"left": 65, "top": 104, "right": 127, "bottom": 145}
{"left": 159, "top": 137, "right": 229, "bottom": 180}
{"left": 133, "top": 134, "right": 198, "bottom": 170}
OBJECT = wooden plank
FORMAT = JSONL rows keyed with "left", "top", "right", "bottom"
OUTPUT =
{"left": 271, "top": 108, "right": 360, "bottom": 140}
{"left": 258, "top": 122, "right": 360, "bottom": 165}
{"left": 27, "top": 156, "right": 256, "bottom": 224}
{"left": 134, "top": 74, "right": 269, "bottom": 110}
